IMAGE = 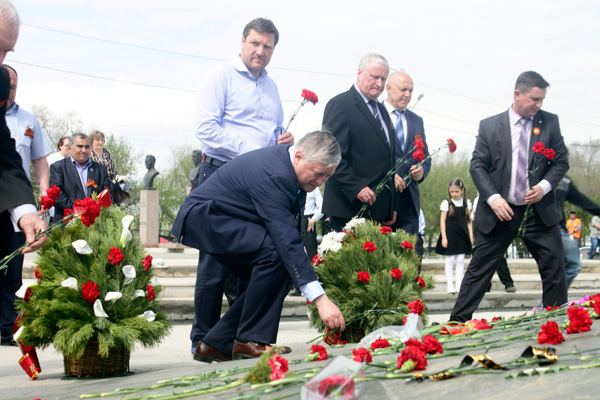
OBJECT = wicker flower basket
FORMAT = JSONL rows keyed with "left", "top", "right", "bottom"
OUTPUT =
{"left": 64, "top": 340, "right": 130, "bottom": 378}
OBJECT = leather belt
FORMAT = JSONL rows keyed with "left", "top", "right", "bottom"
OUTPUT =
{"left": 202, "top": 154, "right": 227, "bottom": 168}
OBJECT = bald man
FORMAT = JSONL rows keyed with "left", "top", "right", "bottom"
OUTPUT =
{"left": 383, "top": 71, "right": 430, "bottom": 235}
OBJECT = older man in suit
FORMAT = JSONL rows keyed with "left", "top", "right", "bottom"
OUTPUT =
{"left": 450, "top": 71, "right": 568, "bottom": 322}
{"left": 0, "top": 1, "right": 48, "bottom": 346}
{"left": 383, "top": 71, "right": 430, "bottom": 235}
{"left": 50, "top": 133, "right": 112, "bottom": 218}
{"left": 172, "top": 131, "right": 345, "bottom": 362}
{"left": 322, "top": 53, "right": 396, "bottom": 231}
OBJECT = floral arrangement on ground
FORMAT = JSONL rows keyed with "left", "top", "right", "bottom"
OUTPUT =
{"left": 307, "top": 218, "right": 434, "bottom": 337}
{"left": 16, "top": 203, "right": 171, "bottom": 361}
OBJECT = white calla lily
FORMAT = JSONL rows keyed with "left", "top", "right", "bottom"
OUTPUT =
{"left": 93, "top": 299, "right": 109, "bottom": 318}
{"left": 133, "top": 290, "right": 146, "bottom": 298}
{"left": 61, "top": 277, "right": 78, "bottom": 291}
{"left": 105, "top": 291, "right": 122, "bottom": 303}
{"left": 122, "top": 265, "right": 136, "bottom": 285}
{"left": 72, "top": 240, "right": 93, "bottom": 255}
{"left": 119, "top": 215, "right": 135, "bottom": 247}
{"left": 138, "top": 310, "right": 156, "bottom": 322}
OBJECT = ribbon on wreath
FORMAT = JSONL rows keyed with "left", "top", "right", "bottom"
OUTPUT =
{"left": 14, "top": 287, "right": 42, "bottom": 380}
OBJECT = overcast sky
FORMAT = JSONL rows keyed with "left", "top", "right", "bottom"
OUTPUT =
{"left": 8, "top": 0, "right": 600, "bottom": 178}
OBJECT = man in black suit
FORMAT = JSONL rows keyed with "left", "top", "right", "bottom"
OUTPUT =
{"left": 171, "top": 131, "right": 345, "bottom": 362}
{"left": 50, "top": 133, "right": 112, "bottom": 218}
{"left": 0, "top": 0, "right": 48, "bottom": 346}
{"left": 322, "top": 53, "right": 396, "bottom": 231}
{"left": 450, "top": 71, "right": 568, "bottom": 322}
{"left": 383, "top": 71, "right": 430, "bottom": 235}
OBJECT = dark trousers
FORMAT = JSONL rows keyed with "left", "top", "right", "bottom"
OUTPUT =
{"left": 190, "top": 160, "right": 238, "bottom": 349}
{"left": 202, "top": 235, "right": 292, "bottom": 356}
{"left": 301, "top": 214, "right": 318, "bottom": 260}
{"left": 0, "top": 212, "right": 24, "bottom": 338}
{"left": 330, "top": 216, "right": 350, "bottom": 233}
{"left": 450, "top": 206, "right": 566, "bottom": 322}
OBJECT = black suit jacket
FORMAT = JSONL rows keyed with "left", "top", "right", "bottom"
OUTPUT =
{"left": 171, "top": 145, "right": 315, "bottom": 288}
{"left": 393, "top": 108, "right": 431, "bottom": 216}
{"left": 0, "top": 66, "right": 35, "bottom": 215}
{"left": 50, "top": 157, "right": 112, "bottom": 218}
{"left": 470, "top": 109, "right": 568, "bottom": 234}
{"left": 322, "top": 86, "right": 395, "bottom": 221}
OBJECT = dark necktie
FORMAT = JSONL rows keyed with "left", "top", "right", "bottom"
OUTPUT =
{"left": 368, "top": 100, "right": 384, "bottom": 134}
{"left": 393, "top": 110, "right": 405, "bottom": 155}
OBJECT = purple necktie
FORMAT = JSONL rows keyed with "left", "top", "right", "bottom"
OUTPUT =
{"left": 513, "top": 118, "right": 529, "bottom": 202}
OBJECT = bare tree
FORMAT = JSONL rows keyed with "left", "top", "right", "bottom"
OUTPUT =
{"left": 30, "top": 104, "right": 83, "bottom": 148}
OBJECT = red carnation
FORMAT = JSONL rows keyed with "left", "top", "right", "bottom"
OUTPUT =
{"left": 311, "top": 254, "right": 324, "bottom": 265}
{"left": 413, "top": 149, "right": 426, "bottom": 163}
{"left": 532, "top": 142, "right": 546, "bottom": 154}
{"left": 310, "top": 344, "right": 328, "bottom": 361}
{"left": 401, "top": 241, "right": 413, "bottom": 250}
{"left": 143, "top": 254, "right": 153, "bottom": 271}
{"left": 352, "top": 347, "right": 372, "bottom": 363}
{"left": 416, "top": 276, "right": 426, "bottom": 288}
{"left": 64, "top": 208, "right": 75, "bottom": 221}
{"left": 146, "top": 284, "right": 155, "bottom": 301}
{"left": 46, "top": 184, "right": 60, "bottom": 199}
{"left": 362, "top": 241, "right": 376, "bottom": 253}
{"left": 391, "top": 267, "right": 402, "bottom": 280}
{"left": 74, "top": 197, "right": 100, "bottom": 227}
{"left": 537, "top": 321, "right": 565, "bottom": 345}
{"left": 358, "top": 271, "right": 371, "bottom": 283}
{"left": 301, "top": 89, "right": 319, "bottom": 105}
{"left": 267, "top": 353, "right": 289, "bottom": 381}
{"left": 408, "top": 299, "right": 424, "bottom": 315}
{"left": 380, "top": 226, "right": 392, "bottom": 235}
{"left": 81, "top": 281, "right": 100, "bottom": 303}
{"left": 318, "top": 374, "right": 355, "bottom": 399}
{"left": 40, "top": 196, "right": 55, "bottom": 210}
{"left": 397, "top": 346, "right": 427, "bottom": 371}
{"left": 566, "top": 306, "right": 593, "bottom": 334}
{"left": 423, "top": 335, "right": 444, "bottom": 354}
{"left": 590, "top": 294, "right": 600, "bottom": 316}
{"left": 447, "top": 138, "right": 457, "bottom": 153}
{"left": 370, "top": 337, "right": 391, "bottom": 351}
{"left": 404, "top": 338, "right": 426, "bottom": 352}
{"left": 544, "top": 148, "right": 556, "bottom": 160}
{"left": 107, "top": 247, "right": 124, "bottom": 265}
{"left": 414, "top": 138, "right": 425, "bottom": 150}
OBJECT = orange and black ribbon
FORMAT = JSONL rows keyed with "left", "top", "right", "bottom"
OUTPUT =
{"left": 521, "top": 345, "right": 557, "bottom": 365}
{"left": 24, "top": 127, "right": 34, "bottom": 139}
{"left": 86, "top": 179, "right": 98, "bottom": 188}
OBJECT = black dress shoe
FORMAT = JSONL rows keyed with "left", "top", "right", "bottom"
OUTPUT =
{"left": 193, "top": 341, "right": 232, "bottom": 363}
{"left": 232, "top": 340, "right": 292, "bottom": 360}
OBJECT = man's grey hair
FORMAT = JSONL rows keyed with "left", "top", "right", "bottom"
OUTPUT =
{"left": 0, "top": 0, "right": 20, "bottom": 28}
{"left": 296, "top": 130, "right": 341, "bottom": 168}
{"left": 70, "top": 132, "right": 90, "bottom": 146}
{"left": 358, "top": 53, "right": 389, "bottom": 72}
{"left": 515, "top": 71, "right": 549, "bottom": 93}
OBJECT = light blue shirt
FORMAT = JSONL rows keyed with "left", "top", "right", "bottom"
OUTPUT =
{"left": 70, "top": 155, "right": 92, "bottom": 194}
{"left": 195, "top": 57, "right": 285, "bottom": 162}
{"left": 6, "top": 102, "right": 52, "bottom": 179}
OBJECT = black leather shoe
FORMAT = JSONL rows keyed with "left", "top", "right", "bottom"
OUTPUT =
{"left": 193, "top": 341, "right": 232, "bottom": 363}
{"left": 232, "top": 340, "right": 292, "bottom": 360}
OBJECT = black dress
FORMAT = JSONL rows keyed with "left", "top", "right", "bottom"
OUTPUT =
{"left": 435, "top": 200, "right": 472, "bottom": 256}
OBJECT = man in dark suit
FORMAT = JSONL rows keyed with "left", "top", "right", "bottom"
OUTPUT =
{"left": 383, "top": 71, "right": 430, "bottom": 235}
{"left": 322, "top": 53, "right": 396, "bottom": 231}
{"left": 50, "top": 133, "right": 111, "bottom": 218}
{"left": 171, "top": 131, "right": 345, "bottom": 362}
{"left": 0, "top": 1, "right": 48, "bottom": 346}
{"left": 450, "top": 71, "right": 568, "bottom": 322}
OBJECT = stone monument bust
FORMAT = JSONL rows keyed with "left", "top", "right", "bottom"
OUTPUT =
{"left": 188, "top": 150, "right": 202, "bottom": 191}
{"left": 143, "top": 155, "right": 159, "bottom": 190}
